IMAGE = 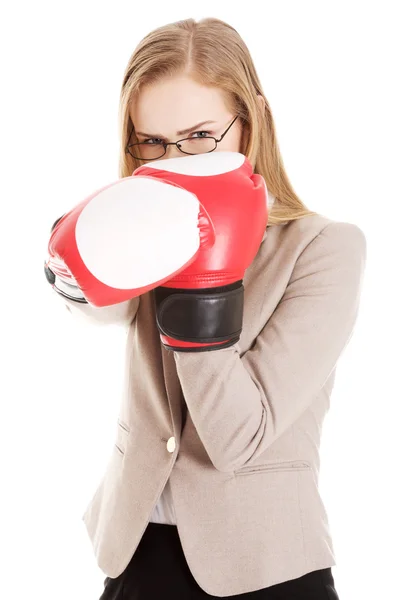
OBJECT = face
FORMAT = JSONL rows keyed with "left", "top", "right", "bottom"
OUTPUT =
{"left": 129, "top": 75, "right": 242, "bottom": 161}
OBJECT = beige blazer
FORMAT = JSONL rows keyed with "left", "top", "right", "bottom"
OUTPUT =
{"left": 55, "top": 213, "right": 367, "bottom": 596}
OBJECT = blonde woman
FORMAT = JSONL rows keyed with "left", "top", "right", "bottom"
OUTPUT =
{"left": 45, "top": 17, "right": 367, "bottom": 600}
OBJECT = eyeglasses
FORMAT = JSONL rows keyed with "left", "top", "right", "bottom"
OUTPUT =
{"left": 125, "top": 115, "right": 239, "bottom": 161}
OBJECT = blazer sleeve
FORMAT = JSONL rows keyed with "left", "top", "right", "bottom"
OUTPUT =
{"left": 47, "top": 274, "right": 140, "bottom": 328}
{"left": 173, "top": 222, "right": 367, "bottom": 473}
{"left": 61, "top": 294, "right": 139, "bottom": 328}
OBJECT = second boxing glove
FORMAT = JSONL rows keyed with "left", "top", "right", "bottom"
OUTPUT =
{"left": 133, "top": 151, "right": 269, "bottom": 352}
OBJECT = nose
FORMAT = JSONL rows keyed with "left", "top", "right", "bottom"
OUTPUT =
{"left": 164, "top": 144, "right": 184, "bottom": 160}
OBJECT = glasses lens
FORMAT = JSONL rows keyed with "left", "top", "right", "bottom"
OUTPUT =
{"left": 128, "top": 143, "right": 165, "bottom": 160}
{"left": 178, "top": 137, "right": 217, "bottom": 155}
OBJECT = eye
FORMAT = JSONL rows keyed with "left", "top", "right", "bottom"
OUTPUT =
{"left": 190, "top": 130, "right": 212, "bottom": 138}
{"left": 142, "top": 138, "right": 164, "bottom": 145}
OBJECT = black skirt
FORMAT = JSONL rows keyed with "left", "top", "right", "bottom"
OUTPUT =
{"left": 98, "top": 521, "right": 340, "bottom": 599}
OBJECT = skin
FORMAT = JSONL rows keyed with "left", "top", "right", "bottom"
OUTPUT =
{"left": 130, "top": 74, "right": 264, "bottom": 160}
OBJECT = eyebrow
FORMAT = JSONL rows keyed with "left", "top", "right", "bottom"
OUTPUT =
{"left": 135, "top": 120, "right": 217, "bottom": 138}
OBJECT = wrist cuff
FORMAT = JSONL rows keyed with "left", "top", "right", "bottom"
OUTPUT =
{"left": 154, "top": 281, "right": 244, "bottom": 344}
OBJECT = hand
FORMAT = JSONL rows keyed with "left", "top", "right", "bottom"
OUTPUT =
{"left": 133, "top": 151, "right": 269, "bottom": 351}
{"left": 44, "top": 175, "right": 215, "bottom": 307}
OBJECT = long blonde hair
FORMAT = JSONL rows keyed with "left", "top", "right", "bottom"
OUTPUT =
{"left": 117, "top": 17, "right": 318, "bottom": 227}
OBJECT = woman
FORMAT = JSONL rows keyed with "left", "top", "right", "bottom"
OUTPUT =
{"left": 46, "top": 17, "right": 366, "bottom": 599}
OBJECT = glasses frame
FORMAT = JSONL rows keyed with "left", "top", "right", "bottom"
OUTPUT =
{"left": 125, "top": 115, "right": 239, "bottom": 161}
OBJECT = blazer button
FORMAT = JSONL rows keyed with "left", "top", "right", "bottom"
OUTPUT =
{"left": 167, "top": 437, "right": 176, "bottom": 453}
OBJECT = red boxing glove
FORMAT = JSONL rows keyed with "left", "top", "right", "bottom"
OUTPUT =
{"left": 45, "top": 176, "right": 215, "bottom": 307}
{"left": 133, "top": 151, "right": 269, "bottom": 351}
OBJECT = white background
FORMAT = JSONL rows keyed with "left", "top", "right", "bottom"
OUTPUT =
{"left": 1, "top": 2, "right": 398, "bottom": 598}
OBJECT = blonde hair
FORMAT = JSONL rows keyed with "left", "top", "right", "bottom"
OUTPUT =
{"left": 117, "top": 17, "right": 318, "bottom": 227}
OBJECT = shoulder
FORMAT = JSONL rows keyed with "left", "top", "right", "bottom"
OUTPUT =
{"left": 248, "top": 213, "right": 367, "bottom": 301}
{"left": 266, "top": 213, "right": 367, "bottom": 260}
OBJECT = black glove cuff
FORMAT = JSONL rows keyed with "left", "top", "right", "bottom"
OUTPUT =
{"left": 154, "top": 281, "right": 244, "bottom": 347}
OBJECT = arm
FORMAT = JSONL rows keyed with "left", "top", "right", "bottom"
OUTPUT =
{"left": 47, "top": 278, "right": 140, "bottom": 327}
{"left": 173, "top": 222, "right": 367, "bottom": 472}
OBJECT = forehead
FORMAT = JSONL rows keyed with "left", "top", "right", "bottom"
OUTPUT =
{"left": 130, "top": 76, "right": 230, "bottom": 135}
